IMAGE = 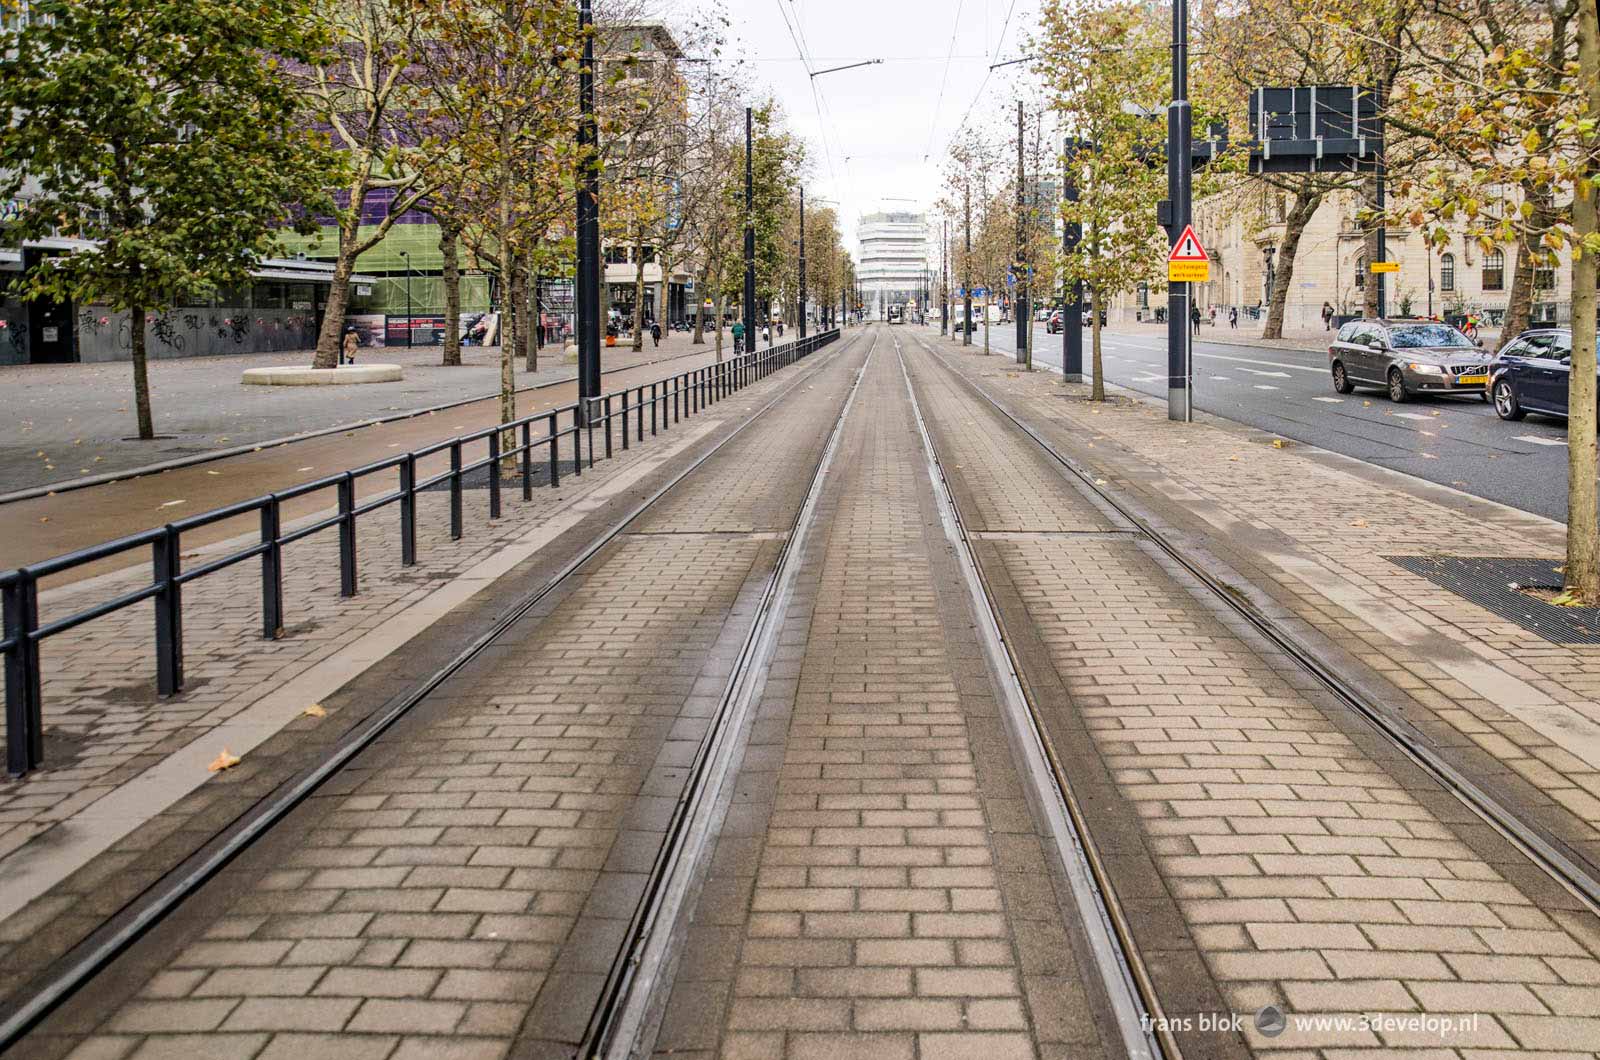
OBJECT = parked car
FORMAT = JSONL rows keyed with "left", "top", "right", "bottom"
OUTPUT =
{"left": 1490, "top": 327, "right": 1590, "bottom": 421}
{"left": 1328, "top": 318, "right": 1489, "bottom": 402}
{"left": 1081, "top": 309, "right": 1106, "bottom": 327}
{"left": 1046, "top": 310, "right": 1063, "bottom": 334}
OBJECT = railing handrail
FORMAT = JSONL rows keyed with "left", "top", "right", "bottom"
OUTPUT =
{"left": 2, "top": 330, "right": 842, "bottom": 776}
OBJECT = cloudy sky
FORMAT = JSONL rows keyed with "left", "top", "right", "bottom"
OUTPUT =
{"left": 712, "top": 0, "right": 1046, "bottom": 253}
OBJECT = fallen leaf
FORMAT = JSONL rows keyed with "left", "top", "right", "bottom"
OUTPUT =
{"left": 1350, "top": 518, "right": 1369, "bottom": 528}
{"left": 302, "top": 703, "right": 327, "bottom": 718}
{"left": 1271, "top": 439, "right": 1285, "bottom": 449}
{"left": 207, "top": 749, "right": 241, "bottom": 772}
{"left": 1228, "top": 455, "right": 1240, "bottom": 462}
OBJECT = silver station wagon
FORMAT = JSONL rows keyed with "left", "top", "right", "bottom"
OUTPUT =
{"left": 1329, "top": 318, "right": 1489, "bottom": 403}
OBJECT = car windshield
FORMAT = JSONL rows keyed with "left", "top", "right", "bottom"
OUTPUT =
{"left": 1388, "top": 324, "right": 1473, "bottom": 349}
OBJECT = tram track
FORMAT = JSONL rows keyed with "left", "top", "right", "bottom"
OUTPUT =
{"left": 0, "top": 327, "right": 874, "bottom": 1056}
{"left": 901, "top": 324, "right": 1600, "bottom": 928}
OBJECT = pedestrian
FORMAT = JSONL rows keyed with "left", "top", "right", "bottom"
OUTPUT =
{"left": 731, "top": 319, "right": 745, "bottom": 354}
{"left": 650, "top": 320, "right": 661, "bottom": 347}
{"left": 341, "top": 325, "right": 359, "bottom": 365}
{"left": 1190, "top": 302, "right": 1201, "bottom": 338}
{"left": 1322, "top": 301, "right": 1334, "bottom": 331}
{"left": 1208, "top": 305, "right": 1217, "bottom": 325}
{"left": 1228, "top": 306, "right": 1238, "bottom": 329}
{"left": 761, "top": 324, "right": 770, "bottom": 345}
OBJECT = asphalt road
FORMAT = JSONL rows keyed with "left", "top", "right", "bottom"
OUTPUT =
{"left": 953, "top": 321, "right": 1575, "bottom": 522}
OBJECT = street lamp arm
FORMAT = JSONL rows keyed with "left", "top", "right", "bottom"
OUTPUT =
{"left": 810, "top": 59, "right": 882, "bottom": 79}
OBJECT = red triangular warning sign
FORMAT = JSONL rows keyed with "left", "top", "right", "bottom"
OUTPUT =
{"left": 1169, "top": 225, "right": 1208, "bottom": 263}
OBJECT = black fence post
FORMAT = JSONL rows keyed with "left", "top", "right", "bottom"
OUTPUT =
{"left": 488, "top": 432, "right": 502, "bottom": 519}
{"left": 548, "top": 412, "right": 560, "bottom": 488}
{"left": 572, "top": 407, "right": 583, "bottom": 476}
{"left": 4, "top": 574, "right": 42, "bottom": 776}
{"left": 154, "top": 528, "right": 184, "bottom": 695}
{"left": 261, "top": 499, "right": 283, "bottom": 639}
{"left": 651, "top": 383, "right": 658, "bottom": 436}
{"left": 449, "top": 443, "right": 463, "bottom": 539}
{"left": 400, "top": 456, "right": 417, "bottom": 566}
{"left": 337, "top": 475, "right": 358, "bottom": 596}
{"left": 621, "top": 391, "right": 630, "bottom": 450}
{"left": 604, "top": 396, "right": 614, "bottom": 459}
{"left": 521, "top": 422, "right": 533, "bottom": 501}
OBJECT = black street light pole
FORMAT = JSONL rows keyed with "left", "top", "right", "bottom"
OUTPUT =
{"left": 942, "top": 220, "right": 949, "bottom": 335}
{"left": 1165, "top": 0, "right": 1193, "bottom": 421}
{"left": 743, "top": 107, "right": 756, "bottom": 355}
{"left": 799, "top": 188, "right": 807, "bottom": 339}
{"left": 576, "top": 0, "right": 601, "bottom": 419}
{"left": 1015, "top": 100, "right": 1030, "bottom": 369}
{"left": 963, "top": 181, "right": 973, "bottom": 347}
{"left": 1063, "top": 140, "right": 1084, "bottom": 383}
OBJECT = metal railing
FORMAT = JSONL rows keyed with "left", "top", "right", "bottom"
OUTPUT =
{"left": 2, "top": 330, "right": 841, "bottom": 776}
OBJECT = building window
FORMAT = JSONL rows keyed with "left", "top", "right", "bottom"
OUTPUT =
{"left": 1354, "top": 252, "right": 1366, "bottom": 290}
{"left": 1534, "top": 267, "right": 1555, "bottom": 291}
{"left": 1483, "top": 249, "right": 1505, "bottom": 291}
{"left": 1440, "top": 253, "right": 1455, "bottom": 293}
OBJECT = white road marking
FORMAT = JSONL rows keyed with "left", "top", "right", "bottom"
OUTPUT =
{"left": 1515, "top": 435, "right": 1568, "bottom": 447}
{"left": 1240, "top": 368, "right": 1291, "bottom": 378}
{"left": 1394, "top": 413, "right": 1433, "bottom": 421}
{"left": 1313, "top": 396, "right": 1344, "bottom": 403}
{"left": 1253, "top": 385, "right": 1280, "bottom": 391}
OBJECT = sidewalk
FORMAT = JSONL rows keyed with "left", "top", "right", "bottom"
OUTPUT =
{"left": 0, "top": 330, "right": 713, "bottom": 498}
{"left": 924, "top": 330, "right": 1600, "bottom": 877}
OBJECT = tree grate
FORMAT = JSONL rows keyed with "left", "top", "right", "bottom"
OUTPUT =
{"left": 1386, "top": 555, "right": 1600, "bottom": 645}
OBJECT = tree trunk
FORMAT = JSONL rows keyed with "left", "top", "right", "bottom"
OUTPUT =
{"left": 312, "top": 236, "right": 358, "bottom": 370}
{"left": 130, "top": 304, "right": 154, "bottom": 440}
{"left": 714, "top": 292, "right": 725, "bottom": 362}
{"left": 498, "top": 240, "right": 518, "bottom": 474}
{"left": 982, "top": 293, "right": 990, "bottom": 355}
{"left": 1505, "top": 235, "right": 1537, "bottom": 344}
{"left": 632, "top": 228, "right": 646, "bottom": 352}
{"left": 512, "top": 263, "right": 531, "bottom": 375}
{"left": 1090, "top": 287, "right": 1105, "bottom": 402}
{"left": 441, "top": 223, "right": 462, "bottom": 367}
{"left": 1567, "top": 0, "right": 1600, "bottom": 603}
{"left": 656, "top": 250, "right": 669, "bottom": 337}
{"left": 529, "top": 261, "right": 540, "bottom": 375}
{"left": 693, "top": 269, "right": 707, "bottom": 344}
{"left": 1264, "top": 189, "right": 1322, "bottom": 339}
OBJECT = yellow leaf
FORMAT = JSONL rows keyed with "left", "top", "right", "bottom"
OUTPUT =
{"left": 1271, "top": 439, "right": 1285, "bottom": 449}
{"left": 208, "top": 749, "right": 241, "bottom": 772}
{"left": 302, "top": 703, "right": 327, "bottom": 718}
{"left": 1350, "top": 518, "right": 1368, "bottom": 528}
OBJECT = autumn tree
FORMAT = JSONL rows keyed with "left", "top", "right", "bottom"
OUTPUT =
{"left": 1038, "top": 0, "right": 1169, "bottom": 398}
{"left": 301, "top": 0, "right": 445, "bottom": 371}
{"left": 0, "top": 0, "right": 335, "bottom": 438}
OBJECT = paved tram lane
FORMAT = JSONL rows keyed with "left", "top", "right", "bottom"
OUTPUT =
{"left": 971, "top": 323, "right": 1576, "bottom": 521}
{"left": 11, "top": 336, "right": 879, "bottom": 1060}
{"left": 904, "top": 331, "right": 1600, "bottom": 1059}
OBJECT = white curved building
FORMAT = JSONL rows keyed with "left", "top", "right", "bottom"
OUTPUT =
{"left": 858, "top": 211, "right": 929, "bottom": 320}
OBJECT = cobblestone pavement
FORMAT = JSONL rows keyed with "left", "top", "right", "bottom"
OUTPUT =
{"left": 918, "top": 328, "right": 1600, "bottom": 888}
{"left": 649, "top": 338, "right": 1119, "bottom": 1060}
{"left": 12, "top": 334, "right": 873, "bottom": 1060}
{"left": 0, "top": 336, "right": 858, "bottom": 981}
{"left": 0, "top": 332, "right": 720, "bottom": 498}
{"left": 904, "top": 333, "right": 1600, "bottom": 1057}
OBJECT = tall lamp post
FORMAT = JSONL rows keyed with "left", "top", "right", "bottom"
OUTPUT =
{"left": 743, "top": 107, "right": 756, "bottom": 355}
{"left": 798, "top": 188, "right": 807, "bottom": 339}
{"left": 576, "top": 0, "right": 601, "bottom": 419}
{"left": 1262, "top": 245, "right": 1276, "bottom": 315}
{"left": 1165, "top": 0, "right": 1193, "bottom": 421}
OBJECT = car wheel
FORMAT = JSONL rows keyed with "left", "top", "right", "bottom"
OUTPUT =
{"left": 1332, "top": 361, "right": 1355, "bottom": 394}
{"left": 1493, "top": 379, "right": 1525, "bottom": 421}
{"left": 1387, "top": 369, "right": 1409, "bottom": 403}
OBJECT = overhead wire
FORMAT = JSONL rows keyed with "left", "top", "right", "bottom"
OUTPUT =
{"left": 922, "top": 0, "right": 968, "bottom": 162}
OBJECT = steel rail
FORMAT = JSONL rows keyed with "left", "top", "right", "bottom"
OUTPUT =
{"left": 905, "top": 327, "right": 1600, "bottom": 917}
{"left": 893, "top": 333, "right": 1170, "bottom": 1060}
{"left": 0, "top": 328, "right": 859, "bottom": 1051}
{"left": 579, "top": 330, "right": 878, "bottom": 1060}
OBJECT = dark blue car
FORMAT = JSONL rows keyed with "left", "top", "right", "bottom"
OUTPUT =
{"left": 1490, "top": 328, "right": 1594, "bottom": 421}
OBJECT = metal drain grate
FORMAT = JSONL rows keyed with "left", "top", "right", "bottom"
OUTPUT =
{"left": 1387, "top": 555, "right": 1600, "bottom": 644}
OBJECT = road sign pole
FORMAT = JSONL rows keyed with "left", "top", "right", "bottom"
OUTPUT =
{"left": 1167, "top": 0, "right": 1192, "bottom": 422}
{"left": 1063, "top": 140, "right": 1083, "bottom": 383}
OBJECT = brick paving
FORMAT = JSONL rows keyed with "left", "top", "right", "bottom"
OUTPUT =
{"left": 918, "top": 328, "right": 1600, "bottom": 882}
{"left": 0, "top": 338, "right": 851, "bottom": 977}
{"left": 652, "top": 343, "right": 1116, "bottom": 1060}
{"left": 903, "top": 336, "right": 1600, "bottom": 1057}
{"left": 14, "top": 335, "right": 871, "bottom": 1060}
